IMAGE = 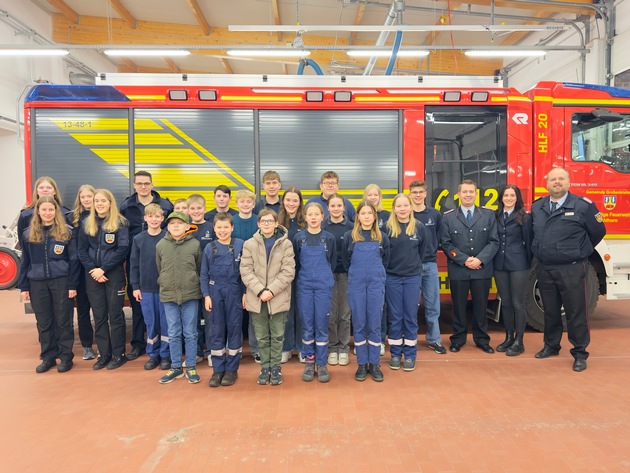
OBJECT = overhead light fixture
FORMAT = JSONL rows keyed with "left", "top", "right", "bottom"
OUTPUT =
{"left": 103, "top": 49, "right": 191, "bottom": 56}
{"left": 226, "top": 50, "right": 311, "bottom": 57}
{"left": 0, "top": 48, "right": 69, "bottom": 56}
{"left": 346, "top": 50, "right": 430, "bottom": 57}
{"left": 465, "top": 50, "right": 547, "bottom": 57}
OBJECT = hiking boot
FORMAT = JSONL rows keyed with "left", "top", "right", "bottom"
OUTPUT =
{"left": 106, "top": 355, "right": 127, "bottom": 370}
{"left": 302, "top": 362, "right": 315, "bottom": 382}
{"left": 221, "top": 371, "right": 238, "bottom": 386}
{"left": 369, "top": 363, "right": 384, "bottom": 382}
{"left": 144, "top": 357, "right": 160, "bottom": 370}
{"left": 186, "top": 368, "right": 201, "bottom": 384}
{"left": 257, "top": 367, "right": 271, "bottom": 385}
{"left": 389, "top": 356, "right": 401, "bottom": 370}
{"left": 82, "top": 347, "right": 96, "bottom": 360}
{"left": 403, "top": 358, "right": 416, "bottom": 372}
{"left": 317, "top": 364, "right": 330, "bottom": 383}
{"left": 355, "top": 364, "right": 368, "bottom": 381}
{"left": 270, "top": 366, "right": 283, "bottom": 385}
{"left": 159, "top": 367, "right": 184, "bottom": 384}
{"left": 208, "top": 372, "right": 224, "bottom": 387}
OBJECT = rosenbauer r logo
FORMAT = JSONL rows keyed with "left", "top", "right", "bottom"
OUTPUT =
{"left": 512, "top": 113, "right": 529, "bottom": 125}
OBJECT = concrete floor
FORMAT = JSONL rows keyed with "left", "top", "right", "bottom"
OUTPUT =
{"left": 2, "top": 288, "right": 629, "bottom": 473}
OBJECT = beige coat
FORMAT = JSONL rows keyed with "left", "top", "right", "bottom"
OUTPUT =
{"left": 240, "top": 226, "right": 295, "bottom": 315}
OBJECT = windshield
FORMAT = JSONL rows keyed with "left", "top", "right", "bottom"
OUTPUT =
{"left": 572, "top": 112, "right": 630, "bottom": 173}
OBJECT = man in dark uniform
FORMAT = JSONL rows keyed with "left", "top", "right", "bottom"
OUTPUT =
{"left": 531, "top": 167, "right": 606, "bottom": 372}
{"left": 442, "top": 180, "right": 499, "bottom": 354}
{"left": 119, "top": 171, "right": 173, "bottom": 361}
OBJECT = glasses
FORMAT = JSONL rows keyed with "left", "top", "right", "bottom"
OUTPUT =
{"left": 321, "top": 181, "right": 338, "bottom": 187}
{"left": 259, "top": 219, "right": 276, "bottom": 225}
{"left": 410, "top": 190, "right": 426, "bottom": 195}
{"left": 134, "top": 182, "right": 152, "bottom": 187}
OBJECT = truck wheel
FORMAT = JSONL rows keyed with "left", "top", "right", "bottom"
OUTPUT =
{"left": 0, "top": 247, "right": 20, "bottom": 290}
{"left": 526, "top": 260, "right": 598, "bottom": 332}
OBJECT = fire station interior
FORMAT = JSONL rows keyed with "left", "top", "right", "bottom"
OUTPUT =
{"left": 1, "top": 1, "right": 630, "bottom": 472}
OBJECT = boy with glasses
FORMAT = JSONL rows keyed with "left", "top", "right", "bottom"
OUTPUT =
{"left": 306, "top": 171, "right": 356, "bottom": 222}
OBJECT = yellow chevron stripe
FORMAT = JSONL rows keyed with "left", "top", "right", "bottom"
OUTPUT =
{"left": 71, "top": 133, "right": 128, "bottom": 145}
{"left": 150, "top": 167, "right": 237, "bottom": 188}
{"left": 161, "top": 119, "right": 254, "bottom": 191}
{"left": 89, "top": 149, "right": 129, "bottom": 164}
{"left": 134, "top": 148, "right": 207, "bottom": 164}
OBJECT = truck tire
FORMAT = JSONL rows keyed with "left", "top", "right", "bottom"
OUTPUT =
{"left": 0, "top": 247, "right": 20, "bottom": 290}
{"left": 526, "top": 260, "right": 598, "bottom": 332}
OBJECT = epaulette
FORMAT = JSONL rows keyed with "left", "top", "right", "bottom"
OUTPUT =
{"left": 444, "top": 209, "right": 455, "bottom": 214}
{"left": 581, "top": 196, "right": 594, "bottom": 204}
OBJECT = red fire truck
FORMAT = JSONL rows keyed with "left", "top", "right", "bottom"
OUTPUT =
{"left": 8, "top": 74, "right": 630, "bottom": 329}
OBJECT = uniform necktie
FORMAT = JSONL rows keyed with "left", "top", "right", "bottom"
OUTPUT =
{"left": 466, "top": 209, "right": 472, "bottom": 224}
{"left": 550, "top": 201, "right": 557, "bottom": 213}
{"left": 504, "top": 212, "right": 509, "bottom": 223}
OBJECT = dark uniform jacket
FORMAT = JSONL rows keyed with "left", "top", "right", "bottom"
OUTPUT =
{"left": 119, "top": 190, "right": 173, "bottom": 241}
{"left": 493, "top": 211, "right": 533, "bottom": 272}
{"left": 531, "top": 192, "right": 606, "bottom": 269}
{"left": 441, "top": 206, "right": 499, "bottom": 280}
{"left": 78, "top": 218, "right": 130, "bottom": 273}
{"left": 18, "top": 225, "right": 80, "bottom": 291}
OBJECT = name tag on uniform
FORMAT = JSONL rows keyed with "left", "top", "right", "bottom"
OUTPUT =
{"left": 565, "top": 212, "right": 575, "bottom": 216}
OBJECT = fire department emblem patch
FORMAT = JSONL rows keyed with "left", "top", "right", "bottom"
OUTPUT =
{"left": 595, "top": 213, "right": 603, "bottom": 223}
{"left": 53, "top": 244, "right": 65, "bottom": 255}
{"left": 450, "top": 250, "right": 457, "bottom": 257}
{"left": 603, "top": 195, "right": 616, "bottom": 210}
{"left": 105, "top": 233, "right": 116, "bottom": 244}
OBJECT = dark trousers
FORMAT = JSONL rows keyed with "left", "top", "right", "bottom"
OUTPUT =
{"left": 494, "top": 269, "right": 529, "bottom": 335}
{"left": 125, "top": 258, "right": 146, "bottom": 351}
{"left": 75, "top": 266, "right": 94, "bottom": 347}
{"left": 449, "top": 278, "right": 492, "bottom": 346}
{"left": 30, "top": 277, "right": 75, "bottom": 363}
{"left": 85, "top": 265, "right": 127, "bottom": 359}
{"left": 536, "top": 261, "right": 591, "bottom": 359}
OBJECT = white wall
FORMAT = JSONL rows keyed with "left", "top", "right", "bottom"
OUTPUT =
{"left": 0, "top": 0, "right": 112, "bottom": 228}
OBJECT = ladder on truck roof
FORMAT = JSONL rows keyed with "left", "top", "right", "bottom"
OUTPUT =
{"left": 96, "top": 73, "right": 504, "bottom": 88}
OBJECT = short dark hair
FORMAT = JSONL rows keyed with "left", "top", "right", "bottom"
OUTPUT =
{"left": 214, "top": 185, "right": 231, "bottom": 196}
{"left": 134, "top": 170, "right": 152, "bottom": 182}
{"left": 213, "top": 212, "right": 234, "bottom": 226}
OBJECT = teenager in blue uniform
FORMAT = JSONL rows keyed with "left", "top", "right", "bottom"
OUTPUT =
{"left": 294, "top": 202, "right": 336, "bottom": 383}
{"left": 130, "top": 203, "right": 169, "bottom": 370}
{"left": 79, "top": 189, "right": 130, "bottom": 371}
{"left": 385, "top": 193, "right": 427, "bottom": 372}
{"left": 18, "top": 196, "right": 80, "bottom": 373}
{"left": 71, "top": 184, "right": 96, "bottom": 361}
{"left": 305, "top": 171, "right": 356, "bottom": 222}
{"left": 278, "top": 187, "right": 305, "bottom": 363}
{"left": 254, "top": 170, "right": 282, "bottom": 214}
{"left": 323, "top": 194, "right": 354, "bottom": 367}
{"left": 343, "top": 201, "right": 390, "bottom": 382}
{"left": 493, "top": 185, "right": 532, "bottom": 356}
{"left": 201, "top": 213, "right": 246, "bottom": 388}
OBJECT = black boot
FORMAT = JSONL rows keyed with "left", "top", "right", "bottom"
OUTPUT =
{"left": 496, "top": 331, "right": 515, "bottom": 352}
{"left": 506, "top": 333, "right": 524, "bottom": 356}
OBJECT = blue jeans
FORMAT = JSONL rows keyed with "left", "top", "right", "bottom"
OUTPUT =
{"left": 164, "top": 299, "right": 199, "bottom": 369}
{"left": 421, "top": 262, "right": 442, "bottom": 344}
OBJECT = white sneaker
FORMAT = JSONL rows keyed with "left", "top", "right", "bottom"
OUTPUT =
{"left": 338, "top": 353, "right": 349, "bottom": 366}
{"left": 353, "top": 347, "right": 357, "bottom": 355}
{"left": 207, "top": 357, "right": 212, "bottom": 367}
{"left": 380, "top": 343, "right": 386, "bottom": 356}
{"left": 298, "top": 353, "right": 306, "bottom": 363}
{"left": 281, "top": 351, "right": 291, "bottom": 364}
{"left": 328, "top": 352, "right": 339, "bottom": 365}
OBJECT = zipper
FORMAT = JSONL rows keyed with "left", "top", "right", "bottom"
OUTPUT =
{"left": 44, "top": 228, "right": 50, "bottom": 278}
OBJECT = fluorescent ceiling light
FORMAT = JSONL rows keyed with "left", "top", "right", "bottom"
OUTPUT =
{"left": 103, "top": 49, "right": 190, "bottom": 56}
{"left": 230, "top": 25, "right": 570, "bottom": 33}
{"left": 465, "top": 50, "right": 547, "bottom": 57}
{"left": 346, "top": 50, "right": 430, "bottom": 57}
{"left": 0, "top": 49, "right": 69, "bottom": 56}
{"left": 226, "top": 50, "right": 311, "bottom": 57}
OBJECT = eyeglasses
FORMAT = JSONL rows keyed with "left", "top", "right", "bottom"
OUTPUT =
{"left": 259, "top": 219, "right": 276, "bottom": 225}
{"left": 321, "top": 181, "right": 338, "bottom": 187}
{"left": 134, "top": 182, "right": 152, "bottom": 187}
{"left": 410, "top": 190, "right": 426, "bottom": 195}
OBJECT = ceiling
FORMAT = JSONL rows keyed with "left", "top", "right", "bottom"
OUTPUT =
{"left": 31, "top": 0, "right": 599, "bottom": 76}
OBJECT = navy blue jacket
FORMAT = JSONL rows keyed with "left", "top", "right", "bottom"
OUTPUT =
{"left": 493, "top": 211, "right": 533, "bottom": 272}
{"left": 531, "top": 192, "right": 606, "bottom": 269}
{"left": 306, "top": 194, "right": 356, "bottom": 222}
{"left": 323, "top": 216, "right": 354, "bottom": 273}
{"left": 18, "top": 225, "right": 80, "bottom": 291}
{"left": 254, "top": 197, "right": 281, "bottom": 215}
{"left": 413, "top": 206, "right": 442, "bottom": 263}
{"left": 78, "top": 218, "right": 130, "bottom": 273}
{"left": 191, "top": 220, "right": 215, "bottom": 252}
{"left": 441, "top": 206, "right": 499, "bottom": 280}
{"left": 377, "top": 210, "right": 391, "bottom": 231}
{"left": 119, "top": 190, "right": 173, "bottom": 242}
{"left": 386, "top": 221, "right": 427, "bottom": 277}
{"left": 204, "top": 207, "right": 238, "bottom": 223}
{"left": 129, "top": 230, "right": 166, "bottom": 293}
{"left": 18, "top": 205, "right": 72, "bottom": 249}
{"left": 292, "top": 230, "right": 337, "bottom": 273}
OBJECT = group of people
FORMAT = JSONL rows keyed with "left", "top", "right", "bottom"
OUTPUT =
{"left": 17, "top": 166, "right": 606, "bottom": 387}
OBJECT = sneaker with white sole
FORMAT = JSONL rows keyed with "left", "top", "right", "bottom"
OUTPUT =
{"left": 298, "top": 353, "right": 306, "bottom": 363}
{"left": 186, "top": 368, "right": 201, "bottom": 384}
{"left": 389, "top": 356, "right": 401, "bottom": 370}
{"left": 82, "top": 346, "right": 95, "bottom": 360}
{"left": 380, "top": 343, "right": 386, "bottom": 356}
{"left": 253, "top": 353, "right": 262, "bottom": 364}
{"left": 428, "top": 342, "right": 447, "bottom": 355}
{"left": 270, "top": 366, "right": 283, "bottom": 385}
{"left": 403, "top": 359, "right": 416, "bottom": 371}
{"left": 338, "top": 353, "right": 349, "bottom": 366}
{"left": 258, "top": 367, "right": 270, "bottom": 385}
{"left": 159, "top": 367, "right": 184, "bottom": 384}
{"left": 281, "top": 352, "right": 291, "bottom": 364}
{"left": 327, "top": 352, "right": 339, "bottom": 365}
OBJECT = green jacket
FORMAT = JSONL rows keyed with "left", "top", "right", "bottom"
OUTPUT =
{"left": 156, "top": 232, "right": 202, "bottom": 304}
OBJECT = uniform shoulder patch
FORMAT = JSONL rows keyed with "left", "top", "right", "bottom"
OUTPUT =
{"left": 581, "top": 196, "right": 594, "bottom": 204}
{"left": 595, "top": 212, "right": 603, "bottom": 223}
{"left": 444, "top": 209, "right": 455, "bottom": 214}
